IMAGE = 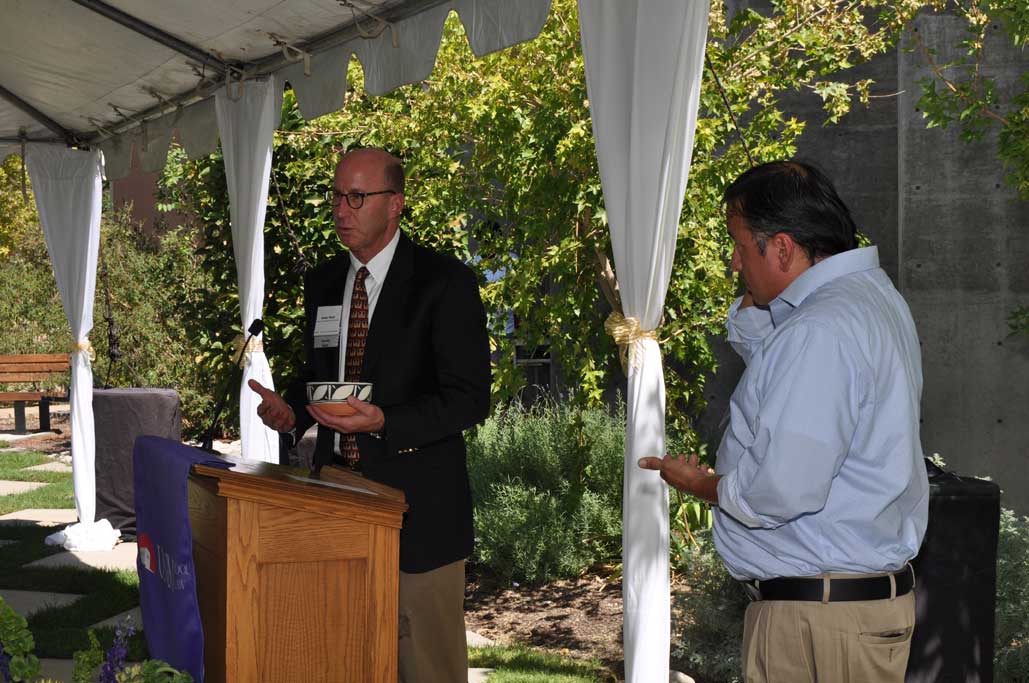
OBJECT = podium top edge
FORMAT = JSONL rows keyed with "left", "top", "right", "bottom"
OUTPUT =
{"left": 190, "top": 460, "right": 408, "bottom": 519}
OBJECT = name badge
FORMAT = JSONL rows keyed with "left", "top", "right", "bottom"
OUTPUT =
{"left": 313, "top": 305, "right": 342, "bottom": 349}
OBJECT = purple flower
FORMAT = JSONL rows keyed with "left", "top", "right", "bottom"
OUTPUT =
{"left": 99, "top": 618, "right": 136, "bottom": 683}
{"left": 0, "top": 644, "right": 11, "bottom": 683}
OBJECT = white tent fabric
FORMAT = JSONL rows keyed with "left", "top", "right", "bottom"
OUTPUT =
{"left": 215, "top": 78, "right": 284, "bottom": 463}
{"left": 578, "top": 2, "right": 710, "bottom": 681}
{"left": 0, "top": 0, "right": 551, "bottom": 179}
{"left": 24, "top": 145, "right": 120, "bottom": 551}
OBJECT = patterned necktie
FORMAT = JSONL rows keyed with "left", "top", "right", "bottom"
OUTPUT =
{"left": 341, "top": 266, "right": 369, "bottom": 467}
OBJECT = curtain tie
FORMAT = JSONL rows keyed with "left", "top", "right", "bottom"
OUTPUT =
{"left": 604, "top": 311, "right": 658, "bottom": 375}
{"left": 232, "top": 334, "right": 264, "bottom": 368}
{"left": 70, "top": 339, "right": 96, "bottom": 362}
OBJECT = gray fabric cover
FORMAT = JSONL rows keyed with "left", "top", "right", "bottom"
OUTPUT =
{"left": 94, "top": 388, "right": 182, "bottom": 539}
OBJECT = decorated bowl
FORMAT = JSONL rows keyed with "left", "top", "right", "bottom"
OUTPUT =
{"left": 306, "top": 381, "right": 373, "bottom": 404}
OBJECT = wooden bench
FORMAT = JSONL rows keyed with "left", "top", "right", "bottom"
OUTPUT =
{"left": 0, "top": 354, "right": 70, "bottom": 434}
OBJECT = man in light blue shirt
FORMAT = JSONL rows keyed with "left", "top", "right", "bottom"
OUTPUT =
{"left": 640, "top": 161, "right": 929, "bottom": 682}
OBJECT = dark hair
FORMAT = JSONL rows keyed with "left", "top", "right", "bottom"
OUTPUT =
{"left": 723, "top": 160, "right": 858, "bottom": 261}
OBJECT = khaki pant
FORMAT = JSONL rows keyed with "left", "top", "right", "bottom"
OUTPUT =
{"left": 398, "top": 559, "right": 468, "bottom": 683}
{"left": 742, "top": 584, "right": 915, "bottom": 682}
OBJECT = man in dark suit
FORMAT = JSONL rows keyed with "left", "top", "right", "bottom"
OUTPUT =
{"left": 249, "top": 147, "right": 491, "bottom": 683}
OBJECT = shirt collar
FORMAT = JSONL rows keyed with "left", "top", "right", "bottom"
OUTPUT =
{"left": 768, "top": 246, "right": 880, "bottom": 326}
{"left": 349, "top": 228, "right": 401, "bottom": 285}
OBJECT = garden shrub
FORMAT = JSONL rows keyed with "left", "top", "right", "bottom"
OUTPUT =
{"left": 671, "top": 531, "right": 746, "bottom": 683}
{"left": 466, "top": 400, "right": 625, "bottom": 584}
{"left": 995, "top": 507, "right": 1029, "bottom": 680}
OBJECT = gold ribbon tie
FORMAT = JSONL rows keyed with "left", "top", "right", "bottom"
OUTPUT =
{"left": 71, "top": 339, "right": 96, "bottom": 362}
{"left": 604, "top": 311, "right": 658, "bottom": 374}
{"left": 232, "top": 334, "right": 265, "bottom": 368}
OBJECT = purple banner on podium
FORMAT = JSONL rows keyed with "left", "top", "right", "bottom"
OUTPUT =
{"left": 133, "top": 436, "right": 230, "bottom": 683}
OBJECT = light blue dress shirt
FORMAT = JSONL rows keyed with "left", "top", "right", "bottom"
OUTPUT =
{"left": 713, "top": 246, "right": 930, "bottom": 580}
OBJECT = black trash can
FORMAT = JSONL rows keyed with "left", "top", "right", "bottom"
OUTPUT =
{"left": 93, "top": 388, "right": 182, "bottom": 539}
{"left": 907, "top": 459, "right": 1000, "bottom": 682}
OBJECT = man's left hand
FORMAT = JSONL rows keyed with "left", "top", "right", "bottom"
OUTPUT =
{"left": 638, "top": 453, "right": 720, "bottom": 504}
{"left": 307, "top": 397, "right": 386, "bottom": 435}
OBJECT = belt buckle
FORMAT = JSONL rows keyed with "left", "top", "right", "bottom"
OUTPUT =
{"left": 742, "top": 581, "right": 762, "bottom": 602}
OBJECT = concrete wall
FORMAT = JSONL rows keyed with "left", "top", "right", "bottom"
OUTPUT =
{"left": 700, "top": 8, "right": 1029, "bottom": 512}
{"left": 898, "top": 14, "right": 1029, "bottom": 508}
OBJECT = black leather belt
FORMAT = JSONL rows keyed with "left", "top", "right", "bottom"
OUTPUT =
{"left": 741, "top": 565, "right": 915, "bottom": 602}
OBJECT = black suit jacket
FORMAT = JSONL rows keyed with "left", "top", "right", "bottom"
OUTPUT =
{"left": 286, "top": 232, "right": 491, "bottom": 573}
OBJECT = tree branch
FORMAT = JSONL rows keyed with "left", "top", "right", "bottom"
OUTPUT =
{"left": 911, "top": 26, "right": 1010, "bottom": 127}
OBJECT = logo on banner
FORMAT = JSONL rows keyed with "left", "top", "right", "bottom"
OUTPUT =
{"left": 137, "top": 532, "right": 190, "bottom": 590}
{"left": 138, "top": 533, "right": 156, "bottom": 573}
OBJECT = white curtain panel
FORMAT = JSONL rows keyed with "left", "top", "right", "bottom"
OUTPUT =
{"left": 26, "top": 145, "right": 119, "bottom": 551}
{"left": 215, "top": 78, "right": 283, "bottom": 463}
{"left": 578, "top": 2, "right": 709, "bottom": 680}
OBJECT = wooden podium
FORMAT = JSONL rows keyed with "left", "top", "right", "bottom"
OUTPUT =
{"left": 187, "top": 458, "right": 407, "bottom": 683}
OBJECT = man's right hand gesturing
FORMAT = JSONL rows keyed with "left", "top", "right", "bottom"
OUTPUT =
{"left": 248, "top": 379, "right": 296, "bottom": 432}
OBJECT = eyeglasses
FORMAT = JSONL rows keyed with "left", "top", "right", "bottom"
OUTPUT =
{"left": 325, "top": 189, "right": 397, "bottom": 209}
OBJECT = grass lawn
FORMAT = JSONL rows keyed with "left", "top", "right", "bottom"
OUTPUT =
{"left": 0, "top": 449, "right": 144, "bottom": 658}
{"left": 0, "top": 450, "right": 75, "bottom": 516}
{"left": 469, "top": 645, "right": 611, "bottom": 682}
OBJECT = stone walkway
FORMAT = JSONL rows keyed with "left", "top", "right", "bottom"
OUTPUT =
{"left": 0, "top": 430, "right": 498, "bottom": 683}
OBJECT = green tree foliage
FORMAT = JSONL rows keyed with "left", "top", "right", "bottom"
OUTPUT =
{"left": 159, "top": 0, "right": 927, "bottom": 441}
{"left": 0, "top": 209, "right": 65, "bottom": 381}
{"left": 0, "top": 155, "right": 38, "bottom": 259}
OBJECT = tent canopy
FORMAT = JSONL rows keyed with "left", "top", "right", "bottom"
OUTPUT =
{"left": 0, "top": 0, "right": 551, "bottom": 177}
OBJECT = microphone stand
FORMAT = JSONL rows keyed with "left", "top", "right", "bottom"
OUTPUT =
{"left": 200, "top": 319, "right": 264, "bottom": 453}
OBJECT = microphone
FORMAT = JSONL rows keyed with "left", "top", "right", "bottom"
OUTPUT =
{"left": 200, "top": 319, "right": 264, "bottom": 453}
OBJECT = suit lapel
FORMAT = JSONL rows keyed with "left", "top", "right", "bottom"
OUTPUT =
{"left": 363, "top": 232, "right": 414, "bottom": 380}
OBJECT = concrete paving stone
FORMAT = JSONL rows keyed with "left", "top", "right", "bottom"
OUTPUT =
{"left": 23, "top": 461, "right": 73, "bottom": 473}
{"left": 468, "top": 669, "right": 495, "bottom": 683}
{"left": 0, "top": 589, "right": 82, "bottom": 617}
{"left": 0, "top": 479, "right": 47, "bottom": 495}
{"left": 0, "top": 508, "right": 78, "bottom": 526}
{"left": 466, "top": 630, "right": 495, "bottom": 647}
{"left": 38, "top": 658, "right": 77, "bottom": 683}
{"left": 0, "top": 430, "right": 59, "bottom": 443}
{"left": 25, "top": 541, "right": 138, "bottom": 572}
{"left": 91, "top": 605, "right": 142, "bottom": 630}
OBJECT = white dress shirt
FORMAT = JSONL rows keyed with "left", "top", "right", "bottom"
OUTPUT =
{"left": 336, "top": 228, "right": 401, "bottom": 376}
{"left": 331, "top": 229, "right": 400, "bottom": 453}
